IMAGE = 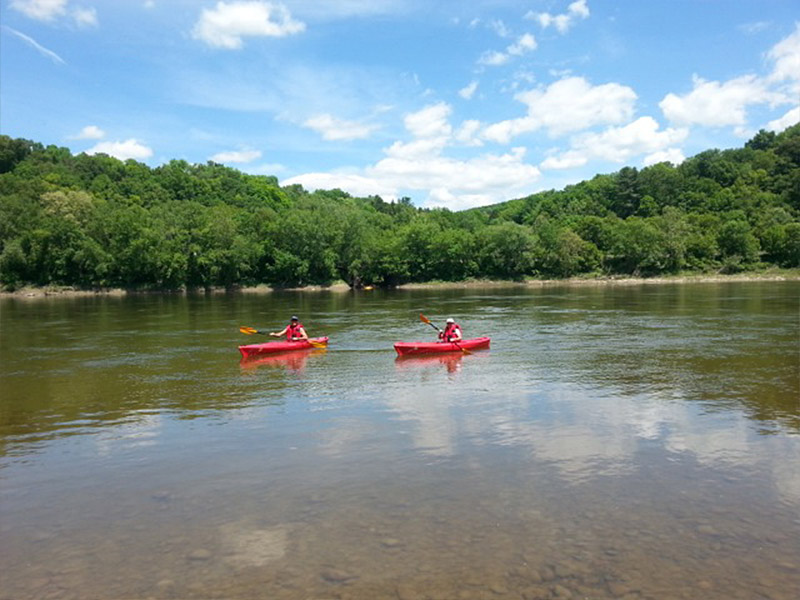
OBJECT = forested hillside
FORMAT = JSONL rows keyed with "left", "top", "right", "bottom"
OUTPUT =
{"left": 1, "top": 125, "right": 798, "bottom": 290}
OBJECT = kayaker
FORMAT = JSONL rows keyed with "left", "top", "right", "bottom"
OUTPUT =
{"left": 438, "top": 317, "right": 462, "bottom": 342}
{"left": 270, "top": 316, "right": 309, "bottom": 341}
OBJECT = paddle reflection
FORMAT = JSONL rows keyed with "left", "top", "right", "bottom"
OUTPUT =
{"left": 240, "top": 348, "right": 326, "bottom": 372}
{"left": 395, "top": 353, "right": 464, "bottom": 374}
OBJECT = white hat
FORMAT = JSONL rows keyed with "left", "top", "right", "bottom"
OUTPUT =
{"left": 446, "top": 318, "right": 455, "bottom": 323}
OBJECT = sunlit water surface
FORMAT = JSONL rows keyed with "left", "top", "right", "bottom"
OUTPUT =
{"left": 1, "top": 282, "right": 798, "bottom": 600}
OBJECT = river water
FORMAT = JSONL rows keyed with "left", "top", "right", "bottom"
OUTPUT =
{"left": 1, "top": 281, "right": 798, "bottom": 600}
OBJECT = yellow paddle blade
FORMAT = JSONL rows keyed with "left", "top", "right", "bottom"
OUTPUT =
{"left": 308, "top": 340, "right": 327, "bottom": 348}
{"left": 239, "top": 326, "right": 258, "bottom": 335}
{"left": 419, "top": 313, "right": 431, "bottom": 324}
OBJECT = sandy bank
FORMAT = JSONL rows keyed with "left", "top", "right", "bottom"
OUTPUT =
{"left": 2, "top": 271, "right": 797, "bottom": 299}
{"left": 398, "top": 271, "right": 800, "bottom": 290}
{"left": 0, "top": 282, "right": 353, "bottom": 299}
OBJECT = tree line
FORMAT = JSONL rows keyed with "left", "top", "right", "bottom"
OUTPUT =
{"left": 0, "top": 125, "right": 798, "bottom": 290}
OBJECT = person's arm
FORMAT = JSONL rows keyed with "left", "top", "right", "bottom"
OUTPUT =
{"left": 270, "top": 326, "right": 288, "bottom": 338}
{"left": 451, "top": 327, "right": 463, "bottom": 341}
{"left": 296, "top": 326, "right": 309, "bottom": 341}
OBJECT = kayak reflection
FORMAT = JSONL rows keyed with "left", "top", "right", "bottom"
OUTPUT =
{"left": 239, "top": 348, "right": 326, "bottom": 372}
{"left": 395, "top": 353, "right": 465, "bottom": 374}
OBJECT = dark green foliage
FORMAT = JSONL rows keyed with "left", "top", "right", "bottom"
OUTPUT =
{"left": 533, "top": 222, "right": 601, "bottom": 277}
{"left": 475, "top": 222, "right": 535, "bottom": 280}
{"left": 1, "top": 126, "right": 798, "bottom": 289}
{"left": 0, "top": 136, "right": 41, "bottom": 174}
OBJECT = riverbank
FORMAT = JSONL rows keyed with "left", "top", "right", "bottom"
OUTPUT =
{"left": 3, "top": 269, "right": 799, "bottom": 299}
{"left": 0, "top": 283, "right": 355, "bottom": 298}
{"left": 398, "top": 270, "right": 800, "bottom": 290}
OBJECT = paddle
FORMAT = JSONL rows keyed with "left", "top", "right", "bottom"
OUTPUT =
{"left": 418, "top": 314, "right": 471, "bottom": 354}
{"left": 239, "top": 326, "right": 326, "bottom": 348}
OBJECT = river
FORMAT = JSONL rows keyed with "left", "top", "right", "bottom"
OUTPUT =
{"left": 1, "top": 281, "right": 798, "bottom": 600}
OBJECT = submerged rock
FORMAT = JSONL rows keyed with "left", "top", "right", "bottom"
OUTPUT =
{"left": 187, "top": 548, "right": 212, "bottom": 561}
{"left": 321, "top": 568, "right": 358, "bottom": 583}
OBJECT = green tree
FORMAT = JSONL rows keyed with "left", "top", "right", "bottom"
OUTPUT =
{"left": 717, "top": 219, "right": 760, "bottom": 269}
{"left": 475, "top": 222, "right": 535, "bottom": 279}
{"left": 610, "top": 166, "right": 641, "bottom": 218}
{"left": 534, "top": 223, "right": 601, "bottom": 277}
{"left": 610, "top": 217, "right": 671, "bottom": 275}
{"left": 0, "top": 136, "right": 39, "bottom": 174}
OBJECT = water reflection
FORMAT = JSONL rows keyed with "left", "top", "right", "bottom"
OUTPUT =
{"left": 239, "top": 348, "right": 326, "bottom": 373}
{"left": 1, "top": 283, "right": 798, "bottom": 600}
{"left": 394, "top": 352, "right": 465, "bottom": 374}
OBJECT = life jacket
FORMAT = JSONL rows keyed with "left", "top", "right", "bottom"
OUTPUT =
{"left": 287, "top": 321, "right": 304, "bottom": 340}
{"left": 440, "top": 322, "right": 461, "bottom": 342}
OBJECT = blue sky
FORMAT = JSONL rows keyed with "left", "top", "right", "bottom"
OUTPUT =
{"left": 1, "top": 1, "right": 798, "bottom": 210}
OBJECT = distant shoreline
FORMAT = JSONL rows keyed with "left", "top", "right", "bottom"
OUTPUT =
{"left": 396, "top": 272, "right": 800, "bottom": 289}
{"left": 2, "top": 270, "right": 798, "bottom": 299}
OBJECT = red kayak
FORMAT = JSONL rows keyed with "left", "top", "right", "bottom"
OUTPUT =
{"left": 393, "top": 337, "right": 490, "bottom": 356}
{"left": 239, "top": 337, "right": 328, "bottom": 358}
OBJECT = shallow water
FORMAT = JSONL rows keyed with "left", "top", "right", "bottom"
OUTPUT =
{"left": 1, "top": 282, "right": 798, "bottom": 600}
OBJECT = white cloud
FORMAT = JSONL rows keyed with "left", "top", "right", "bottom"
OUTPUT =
{"left": 86, "top": 139, "right": 153, "bottom": 161}
{"left": 525, "top": 0, "right": 590, "bottom": 34}
{"left": 382, "top": 137, "right": 449, "bottom": 161}
{"left": 71, "top": 125, "right": 105, "bottom": 140}
{"left": 733, "top": 125, "right": 756, "bottom": 139}
{"left": 10, "top": 0, "right": 98, "bottom": 26}
{"left": 459, "top": 80, "right": 478, "bottom": 100}
{"left": 209, "top": 148, "right": 262, "bottom": 163}
{"left": 540, "top": 151, "right": 587, "bottom": 170}
{"left": 283, "top": 171, "right": 395, "bottom": 199}
{"left": 3, "top": 26, "right": 65, "bottom": 64}
{"left": 568, "top": 0, "right": 590, "bottom": 19}
{"left": 483, "top": 76, "right": 637, "bottom": 143}
{"left": 404, "top": 102, "right": 452, "bottom": 139}
{"left": 489, "top": 19, "right": 510, "bottom": 38}
{"left": 72, "top": 7, "right": 97, "bottom": 27}
{"left": 542, "top": 117, "right": 688, "bottom": 169}
{"left": 767, "top": 23, "right": 800, "bottom": 85}
{"left": 284, "top": 103, "right": 540, "bottom": 210}
{"left": 660, "top": 74, "right": 787, "bottom": 127}
{"left": 643, "top": 148, "right": 686, "bottom": 167}
{"left": 767, "top": 106, "right": 800, "bottom": 132}
{"left": 478, "top": 50, "right": 509, "bottom": 66}
{"left": 454, "top": 119, "right": 482, "bottom": 146}
{"left": 192, "top": 1, "right": 305, "bottom": 49}
{"left": 508, "top": 33, "right": 537, "bottom": 56}
{"left": 371, "top": 145, "right": 541, "bottom": 209}
{"left": 517, "top": 77, "right": 637, "bottom": 136}
{"left": 659, "top": 28, "right": 799, "bottom": 132}
{"left": 482, "top": 116, "right": 535, "bottom": 145}
{"left": 738, "top": 21, "right": 770, "bottom": 35}
{"left": 281, "top": 148, "right": 541, "bottom": 210}
{"left": 478, "top": 32, "right": 537, "bottom": 67}
{"left": 302, "top": 114, "right": 376, "bottom": 141}
{"left": 574, "top": 117, "right": 688, "bottom": 162}
{"left": 10, "top": 0, "right": 67, "bottom": 21}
